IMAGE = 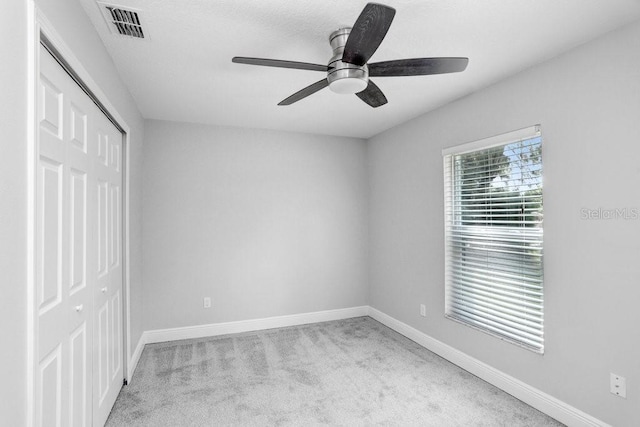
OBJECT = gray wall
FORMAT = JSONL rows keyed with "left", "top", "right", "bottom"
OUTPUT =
{"left": 142, "top": 120, "right": 368, "bottom": 330}
{"left": 0, "top": 1, "right": 28, "bottom": 425}
{"left": 367, "top": 21, "right": 640, "bottom": 426}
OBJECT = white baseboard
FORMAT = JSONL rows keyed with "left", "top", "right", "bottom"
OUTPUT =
{"left": 143, "top": 306, "right": 369, "bottom": 345}
{"left": 127, "top": 334, "right": 147, "bottom": 380}
{"left": 367, "top": 307, "right": 609, "bottom": 427}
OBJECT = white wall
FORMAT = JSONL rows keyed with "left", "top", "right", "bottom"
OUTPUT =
{"left": 0, "top": 1, "right": 28, "bottom": 425}
{"left": 142, "top": 120, "right": 368, "bottom": 330}
{"left": 35, "top": 0, "right": 146, "bottom": 354}
{"left": 368, "top": 21, "right": 640, "bottom": 426}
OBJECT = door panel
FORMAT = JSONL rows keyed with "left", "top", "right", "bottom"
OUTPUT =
{"left": 110, "top": 291, "right": 121, "bottom": 380}
{"left": 38, "top": 345, "right": 62, "bottom": 427}
{"left": 96, "top": 300, "right": 109, "bottom": 405}
{"left": 38, "top": 157, "right": 63, "bottom": 313}
{"left": 109, "top": 184, "right": 119, "bottom": 268}
{"left": 97, "top": 133, "right": 108, "bottom": 167}
{"left": 97, "top": 179, "right": 108, "bottom": 277}
{"left": 39, "top": 75, "right": 63, "bottom": 138}
{"left": 36, "top": 44, "right": 124, "bottom": 427}
{"left": 69, "top": 103, "right": 87, "bottom": 153}
{"left": 69, "top": 169, "right": 86, "bottom": 295}
{"left": 69, "top": 323, "right": 87, "bottom": 427}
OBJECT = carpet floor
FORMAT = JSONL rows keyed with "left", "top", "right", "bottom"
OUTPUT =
{"left": 106, "top": 317, "right": 564, "bottom": 426}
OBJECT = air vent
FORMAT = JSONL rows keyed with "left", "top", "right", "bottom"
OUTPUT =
{"left": 98, "top": 2, "right": 146, "bottom": 39}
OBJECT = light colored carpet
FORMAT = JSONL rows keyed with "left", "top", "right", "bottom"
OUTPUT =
{"left": 106, "top": 317, "right": 563, "bottom": 426}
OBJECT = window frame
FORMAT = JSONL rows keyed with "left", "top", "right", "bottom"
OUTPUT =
{"left": 442, "top": 125, "right": 544, "bottom": 353}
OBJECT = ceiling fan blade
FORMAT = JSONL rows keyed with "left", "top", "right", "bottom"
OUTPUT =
{"left": 278, "top": 79, "right": 329, "bottom": 106}
{"left": 232, "top": 57, "right": 328, "bottom": 72}
{"left": 342, "top": 3, "right": 396, "bottom": 66}
{"left": 369, "top": 57, "right": 469, "bottom": 77}
{"left": 355, "top": 80, "right": 388, "bottom": 108}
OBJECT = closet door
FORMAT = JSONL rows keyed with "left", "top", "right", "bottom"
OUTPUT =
{"left": 36, "top": 44, "right": 124, "bottom": 427}
{"left": 92, "top": 108, "right": 124, "bottom": 427}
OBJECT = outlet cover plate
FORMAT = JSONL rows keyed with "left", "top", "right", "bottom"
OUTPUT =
{"left": 610, "top": 373, "right": 626, "bottom": 398}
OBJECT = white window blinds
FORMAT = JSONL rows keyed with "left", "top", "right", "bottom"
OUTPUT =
{"left": 443, "top": 126, "right": 544, "bottom": 353}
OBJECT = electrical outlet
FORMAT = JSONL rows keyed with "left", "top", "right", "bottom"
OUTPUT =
{"left": 420, "top": 304, "right": 426, "bottom": 317}
{"left": 610, "top": 373, "right": 626, "bottom": 398}
{"left": 203, "top": 297, "right": 212, "bottom": 309}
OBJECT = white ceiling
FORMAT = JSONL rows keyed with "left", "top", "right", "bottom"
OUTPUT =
{"left": 80, "top": 0, "right": 640, "bottom": 139}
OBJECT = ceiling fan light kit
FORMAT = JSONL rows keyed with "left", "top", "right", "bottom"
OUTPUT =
{"left": 232, "top": 3, "right": 469, "bottom": 108}
{"left": 327, "top": 28, "right": 369, "bottom": 94}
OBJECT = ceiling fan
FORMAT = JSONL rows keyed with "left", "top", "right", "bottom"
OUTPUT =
{"left": 232, "top": 3, "right": 469, "bottom": 108}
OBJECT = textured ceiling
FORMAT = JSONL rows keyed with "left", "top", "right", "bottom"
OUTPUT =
{"left": 79, "top": 0, "right": 640, "bottom": 138}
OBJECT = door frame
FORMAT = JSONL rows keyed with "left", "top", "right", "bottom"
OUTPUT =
{"left": 27, "top": 5, "right": 134, "bottom": 426}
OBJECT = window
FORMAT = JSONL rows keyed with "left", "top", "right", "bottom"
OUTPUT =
{"left": 443, "top": 126, "right": 544, "bottom": 353}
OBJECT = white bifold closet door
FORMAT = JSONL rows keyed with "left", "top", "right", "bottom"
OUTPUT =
{"left": 36, "top": 44, "right": 123, "bottom": 427}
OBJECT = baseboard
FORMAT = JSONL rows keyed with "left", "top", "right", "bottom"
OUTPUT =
{"left": 367, "top": 307, "right": 609, "bottom": 427}
{"left": 127, "top": 334, "right": 147, "bottom": 380}
{"left": 143, "top": 305, "right": 369, "bottom": 345}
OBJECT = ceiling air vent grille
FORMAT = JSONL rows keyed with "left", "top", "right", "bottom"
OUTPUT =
{"left": 98, "top": 2, "right": 146, "bottom": 39}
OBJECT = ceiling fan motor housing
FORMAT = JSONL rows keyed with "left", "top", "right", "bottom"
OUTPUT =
{"left": 327, "top": 28, "right": 369, "bottom": 94}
